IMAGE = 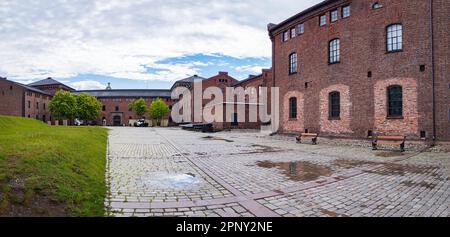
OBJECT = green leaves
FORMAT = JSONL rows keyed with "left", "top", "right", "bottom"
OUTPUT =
{"left": 49, "top": 91, "right": 102, "bottom": 122}
{"left": 149, "top": 98, "right": 171, "bottom": 120}
{"left": 49, "top": 91, "right": 77, "bottom": 120}
{"left": 76, "top": 93, "right": 102, "bottom": 121}
{"left": 128, "top": 98, "right": 148, "bottom": 118}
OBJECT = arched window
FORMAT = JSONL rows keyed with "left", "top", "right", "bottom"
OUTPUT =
{"left": 329, "top": 39, "right": 340, "bottom": 64}
{"left": 372, "top": 2, "right": 383, "bottom": 9}
{"left": 387, "top": 85, "right": 403, "bottom": 117}
{"left": 289, "top": 53, "right": 298, "bottom": 74}
{"left": 289, "top": 97, "right": 297, "bottom": 119}
{"left": 387, "top": 24, "right": 403, "bottom": 52}
{"left": 329, "top": 92, "right": 341, "bottom": 119}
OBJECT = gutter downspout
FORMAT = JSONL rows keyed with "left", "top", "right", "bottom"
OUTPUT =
{"left": 430, "top": 0, "right": 437, "bottom": 144}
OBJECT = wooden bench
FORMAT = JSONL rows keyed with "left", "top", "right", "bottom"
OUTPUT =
{"left": 372, "top": 135, "right": 406, "bottom": 152}
{"left": 296, "top": 133, "right": 319, "bottom": 145}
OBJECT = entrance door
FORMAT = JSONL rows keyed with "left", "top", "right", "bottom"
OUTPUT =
{"left": 113, "top": 115, "right": 122, "bottom": 126}
{"left": 232, "top": 113, "right": 238, "bottom": 126}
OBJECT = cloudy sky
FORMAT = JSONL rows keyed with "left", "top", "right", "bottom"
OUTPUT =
{"left": 0, "top": 0, "right": 321, "bottom": 90}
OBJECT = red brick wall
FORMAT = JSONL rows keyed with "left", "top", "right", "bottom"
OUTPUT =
{"left": 271, "top": 0, "right": 447, "bottom": 140}
{"left": 0, "top": 79, "right": 25, "bottom": 117}
{"left": 24, "top": 91, "right": 52, "bottom": 122}
{"left": 319, "top": 84, "right": 352, "bottom": 135}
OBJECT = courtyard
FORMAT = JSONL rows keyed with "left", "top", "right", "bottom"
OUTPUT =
{"left": 106, "top": 127, "right": 450, "bottom": 217}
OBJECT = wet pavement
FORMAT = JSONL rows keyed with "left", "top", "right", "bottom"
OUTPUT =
{"left": 106, "top": 127, "right": 450, "bottom": 217}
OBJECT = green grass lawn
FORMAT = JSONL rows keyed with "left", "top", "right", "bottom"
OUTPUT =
{"left": 0, "top": 116, "right": 108, "bottom": 217}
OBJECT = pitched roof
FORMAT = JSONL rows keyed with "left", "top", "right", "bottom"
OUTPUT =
{"left": 2, "top": 78, "right": 53, "bottom": 96}
{"left": 74, "top": 89, "right": 172, "bottom": 98}
{"left": 28, "top": 77, "right": 75, "bottom": 90}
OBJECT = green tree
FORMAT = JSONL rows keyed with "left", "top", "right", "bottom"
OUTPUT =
{"left": 128, "top": 98, "right": 148, "bottom": 119}
{"left": 149, "top": 98, "right": 171, "bottom": 125}
{"left": 76, "top": 93, "right": 102, "bottom": 122}
{"left": 49, "top": 90, "right": 77, "bottom": 121}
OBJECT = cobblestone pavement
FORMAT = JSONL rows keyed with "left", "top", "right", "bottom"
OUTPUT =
{"left": 106, "top": 127, "right": 450, "bottom": 217}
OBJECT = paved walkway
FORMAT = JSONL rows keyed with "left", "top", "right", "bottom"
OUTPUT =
{"left": 105, "top": 127, "right": 450, "bottom": 217}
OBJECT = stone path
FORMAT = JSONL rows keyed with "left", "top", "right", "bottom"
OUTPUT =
{"left": 105, "top": 127, "right": 450, "bottom": 217}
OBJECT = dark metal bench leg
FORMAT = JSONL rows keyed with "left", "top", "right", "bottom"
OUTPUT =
{"left": 372, "top": 142, "right": 378, "bottom": 150}
{"left": 400, "top": 142, "right": 405, "bottom": 152}
{"left": 312, "top": 137, "right": 317, "bottom": 145}
{"left": 296, "top": 137, "right": 302, "bottom": 144}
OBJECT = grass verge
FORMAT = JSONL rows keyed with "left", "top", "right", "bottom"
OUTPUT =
{"left": 0, "top": 116, "right": 108, "bottom": 216}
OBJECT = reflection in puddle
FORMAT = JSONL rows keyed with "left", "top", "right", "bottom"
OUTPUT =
{"left": 140, "top": 172, "right": 202, "bottom": 189}
{"left": 256, "top": 161, "right": 333, "bottom": 182}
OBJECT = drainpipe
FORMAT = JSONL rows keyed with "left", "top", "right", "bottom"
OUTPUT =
{"left": 429, "top": 0, "right": 437, "bottom": 143}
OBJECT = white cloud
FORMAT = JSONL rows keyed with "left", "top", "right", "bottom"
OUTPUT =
{"left": 0, "top": 0, "right": 321, "bottom": 82}
{"left": 235, "top": 65, "right": 266, "bottom": 75}
{"left": 71, "top": 80, "right": 106, "bottom": 90}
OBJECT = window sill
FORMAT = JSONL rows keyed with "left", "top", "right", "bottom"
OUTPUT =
{"left": 288, "top": 72, "right": 298, "bottom": 76}
{"left": 386, "top": 50, "right": 403, "bottom": 54}
{"left": 288, "top": 118, "right": 298, "bottom": 121}
{"left": 387, "top": 116, "right": 404, "bottom": 120}
{"left": 328, "top": 117, "right": 341, "bottom": 121}
{"left": 328, "top": 61, "right": 340, "bottom": 65}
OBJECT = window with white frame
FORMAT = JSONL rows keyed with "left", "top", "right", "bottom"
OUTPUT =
{"left": 329, "top": 39, "right": 340, "bottom": 64}
{"left": 331, "top": 9, "right": 338, "bottom": 22}
{"left": 342, "top": 5, "right": 351, "bottom": 18}
{"left": 387, "top": 24, "right": 403, "bottom": 52}
{"left": 298, "top": 23, "right": 305, "bottom": 34}
{"left": 290, "top": 28, "right": 296, "bottom": 38}
{"left": 283, "top": 31, "right": 289, "bottom": 42}
{"left": 320, "top": 14, "right": 327, "bottom": 26}
{"left": 289, "top": 53, "right": 298, "bottom": 74}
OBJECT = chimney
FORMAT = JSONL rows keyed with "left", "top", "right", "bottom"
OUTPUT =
{"left": 106, "top": 82, "right": 112, "bottom": 90}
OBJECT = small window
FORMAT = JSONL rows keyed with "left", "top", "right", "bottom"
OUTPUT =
{"left": 9, "top": 86, "right": 13, "bottom": 90}
{"left": 289, "top": 53, "right": 298, "bottom": 74}
{"left": 102, "top": 105, "right": 106, "bottom": 111}
{"left": 329, "top": 39, "right": 340, "bottom": 64}
{"left": 387, "top": 24, "right": 403, "bottom": 52}
{"left": 420, "top": 131, "right": 427, "bottom": 139}
{"left": 372, "top": 2, "right": 383, "bottom": 9}
{"left": 331, "top": 9, "right": 338, "bottom": 22}
{"left": 43, "top": 103, "right": 46, "bottom": 110}
{"left": 368, "top": 130, "right": 374, "bottom": 137}
{"left": 329, "top": 92, "right": 341, "bottom": 119}
{"left": 320, "top": 15, "right": 327, "bottom": 26}
{"left": 36, "top": 102, "right": 39, "bottom": 109}
{"left": 420, "top": 65, "right": 426, "bottom": 72}
{"left": 28, "top": 101, "right": 31, "bottom": 108}
{"left": 342, "top": 5, "right": 351, "bottom": 18}
{"left": 368, "top": 71, "right": 372, "bottom": 78}
{"left": 290, "top": 28, "right": 296, "bottom": 38}
{"left": 115, "top": 106, "right": 119, "bottom": 112}
{"left": 289, "top": 97, "right": 297, "bottom": 119}
{"left": 387, "top": 85, "right": 403, "bottom": 117}
{"left": 283, "top": 31, "right": 289, "bottom": 42}
{"left": 305, "top": 82, "right": 309, "bottom": 89}
{"left": 305, "top": 129, "right": 309, "bottom": 133}
{"left": 298, "top": 23, "right": 305, "bottom": 34}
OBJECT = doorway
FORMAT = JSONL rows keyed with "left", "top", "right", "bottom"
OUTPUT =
{"left": 113, "top": 115, "right": 122, "bottom": 126}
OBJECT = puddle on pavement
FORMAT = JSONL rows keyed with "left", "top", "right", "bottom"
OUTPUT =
{"left": 256, "top": 161, "right": 333, "bottom": 182}
{"left": 401, "top": 181, "right": 437, "bottom": 189}
{"left": 203, "top": 136, "right": 234, "bottom": 143}
{"left": 234, "top": 144, "right": 282, "bottom": 155}
{"left": 375, "top": 151, "right": 405, "bottom": 157}
{"left": 333, "top": 159, "right": 440, "bottom": 177}
{"left": 140, "top": 172, "right": 202, "bottom": 189}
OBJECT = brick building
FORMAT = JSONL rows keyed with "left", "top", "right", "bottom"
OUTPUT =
{"left": 74, "top": 89, "right": 174, "bottom": 126}
{"left": 0, "top": 77, "right": 53, "bottom": 122}
{"left": 268, "top": 0, "right": 450, "bottom": 141}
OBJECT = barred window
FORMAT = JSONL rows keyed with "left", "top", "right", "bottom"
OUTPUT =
{"left": 388, "top": 85, "right": 403, "bottom": 117}
{"left": 289, "top": 53, "right": 298, "bottom": 74}
{"left": 329, "top": 39, "right": 340, "bottom": 64}
{"left": 329, "top": 92, "right": 340, "bottom": 119}
{"left": 289, "top": 97, "right": 297, "bottom": 119}
{"left": 387, "top": 24, "right": 403, "bottom": 52}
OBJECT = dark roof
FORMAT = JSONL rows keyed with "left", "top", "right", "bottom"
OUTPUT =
{"left": 174, "top": 75, "right": 207, "bottom": 84}
{"left": 74, "top": 89, "right": 172, "bottom": 98}
{"left": 233, "top": 74, "right": 263, "bottom": 87}
{"left": 28, "top": 77, "right": 75, "bottom": 90}
{"left": 2, "top": 78, "right": 53, "bottom": 96}
{"left": 268, "top": 0, "right": 338, "bottom": 33}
